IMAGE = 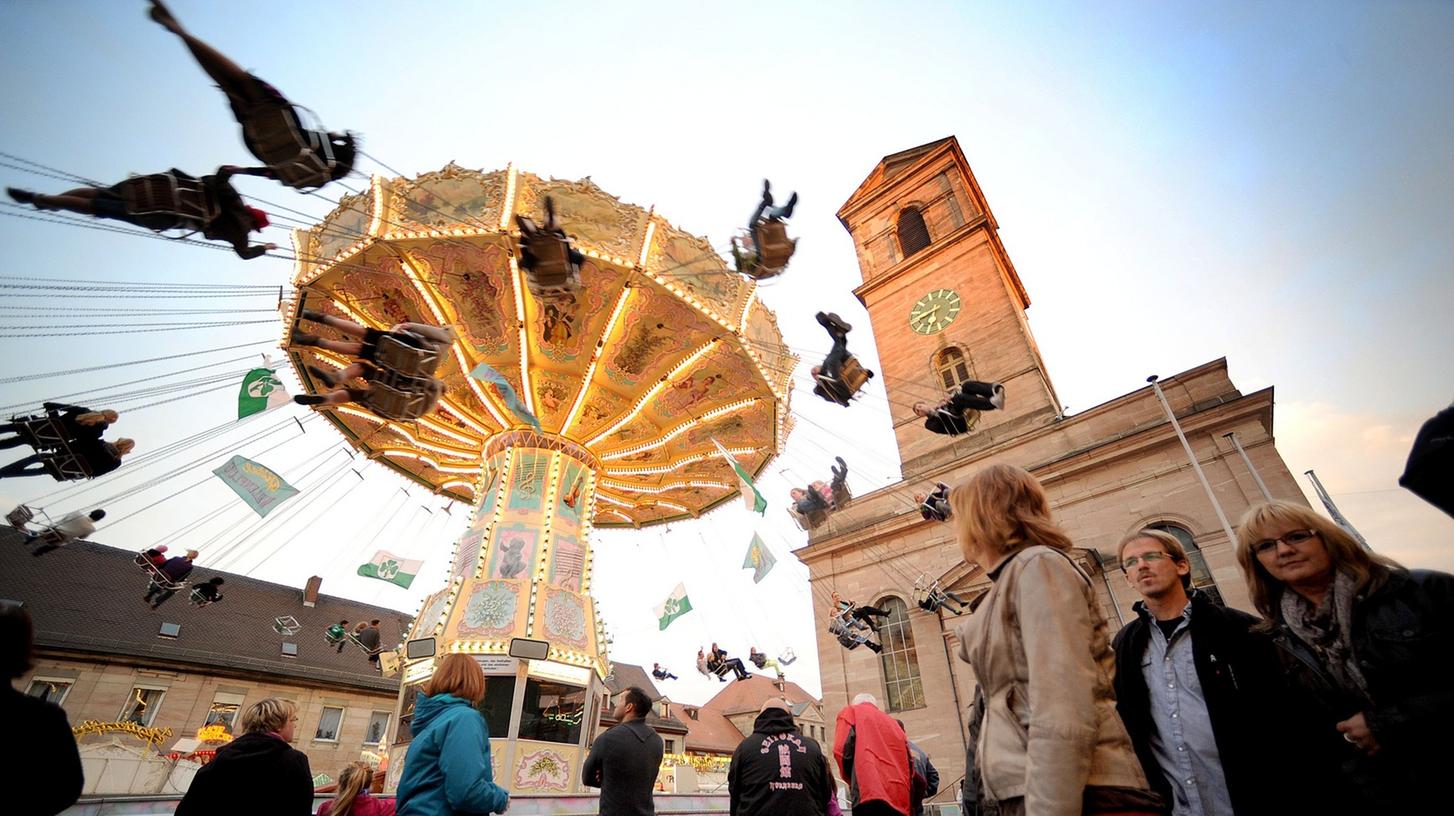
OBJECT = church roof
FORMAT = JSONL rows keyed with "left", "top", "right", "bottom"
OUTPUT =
{"left": 665, "top": 701, "right": 743, "bottom": 755}
{"left": 702, "top": 673, "right": 821, "bottom": 717}
{"left": 0, "top": 530, "right": 407, "bottom": 693}
{"left": 837, "top": 136, "right": 957, "bottom": 221}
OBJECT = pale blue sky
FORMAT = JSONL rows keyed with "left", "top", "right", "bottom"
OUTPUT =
{"left": 1, "top": 1, "right": 1450, "bottom": 702}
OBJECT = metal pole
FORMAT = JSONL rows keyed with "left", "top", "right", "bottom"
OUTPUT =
{"left": 1147, "top": 376, "right": 1238, "bottom": 545}
{"left": 1305, "top": 469, "right": 1372, "bottom": 550}
{"left": 1223, "top": 432, "right": 1273, "bottom": 502}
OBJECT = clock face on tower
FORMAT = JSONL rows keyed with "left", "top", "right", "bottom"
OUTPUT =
{"left": 908, "top": 288, "right": 961, "bottom": 334}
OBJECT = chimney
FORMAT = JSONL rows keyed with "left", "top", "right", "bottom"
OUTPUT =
{"left": 303, "top": 576, "right": 322, "bottom": 608}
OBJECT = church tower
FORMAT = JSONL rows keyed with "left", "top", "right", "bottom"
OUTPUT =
{"left": 836, "top": 137, "right": 1060, "bottom": 473}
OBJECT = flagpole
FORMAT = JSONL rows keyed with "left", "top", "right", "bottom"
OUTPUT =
{"left": 1305, "top": 469, "right": 1372, "bottom": 550}
{"left": 1147, "top": 376, "right": 1238, "bottom": 546}
{"left": 1222, "top": 432, "right": 1273, "bottom": 502}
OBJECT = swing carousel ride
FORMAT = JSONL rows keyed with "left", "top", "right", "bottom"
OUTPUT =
{"left": 284, "top": 164, "right": 796, "bottom": 790}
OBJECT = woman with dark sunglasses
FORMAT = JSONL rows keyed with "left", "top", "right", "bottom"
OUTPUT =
{"left": 1236, "top": 500, "right": 1453, "bottom": 812}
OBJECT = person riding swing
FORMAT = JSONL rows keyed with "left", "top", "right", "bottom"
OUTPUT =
{"left": 516, "top": 196, "right": 584, "bottom": 298}
{"left": 9, "top": 166, "right": 275, "bottom": 259}
{"left": 147, "top": 1, "right": 357, "bottom": 191}
{"left": 810, "top": 312, "right": 873, "bottom": 406}
{"left": 912, "top": 380, "right": 1005, "bottom": 436}
{"left": 732, "top": 179, "right": 799, "bottom": 279}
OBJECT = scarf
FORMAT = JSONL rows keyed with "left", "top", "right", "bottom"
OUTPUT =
{"left": 1280, "top": 570, "right": 1371, "bottom": 701}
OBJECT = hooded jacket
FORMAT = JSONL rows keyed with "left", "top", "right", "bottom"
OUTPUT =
{"left": 582, "top": 716, "right": 664, "bottom": 815}
{"left": 173, "top": 731, "right": 313, "bottom": 816}
{"left": 728, "top": 707, "right": 833, "bottom": 816}
{"left": 396, "top": 692, "right": 509, "bottom": 816}
{"left": 833, "top": 702, "right": 911, "bottom": 815}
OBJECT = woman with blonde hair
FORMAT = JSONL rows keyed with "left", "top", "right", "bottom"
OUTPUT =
{"left": 1235, "top": 499, "right": 1452, "bottom": 811}
{"left": 175, "top": 697, "right": 313, "bottom": 815}
{"left": 950, "top": 463, "right": 1159, "bottom": 816}
{"left": 319, "top": 761, "right": 394, "bottom": 816}
{"left": 396, "top": 653, "right": 509, "bottom": 815}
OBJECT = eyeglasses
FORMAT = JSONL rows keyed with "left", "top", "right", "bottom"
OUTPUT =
{"left": 1251, "top": 529, "right": 1318, "bottom": 555}
{"left": 1121, "top": 551, "right": 1172, "bottom": 571}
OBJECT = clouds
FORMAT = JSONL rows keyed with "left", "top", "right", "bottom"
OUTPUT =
{"left": 1275, "top": 401, "right": 1453, "bottom": 573}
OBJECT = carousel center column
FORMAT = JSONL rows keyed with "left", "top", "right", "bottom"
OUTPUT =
{"left": 387, "top": 430, "right": 608, "bottom": 795}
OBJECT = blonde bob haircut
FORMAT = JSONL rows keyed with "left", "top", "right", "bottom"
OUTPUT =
{"left": 240, "top": 697, "right": 298, "bottom": 735}
{"left": 425, "top": 652, "right": 486, "bottom": 703}
{"left": 949, "top": 463, "right": 1073, "bottom": 565}
{"left": 1235, "top": 500, "right": 1402, "bottom": 621}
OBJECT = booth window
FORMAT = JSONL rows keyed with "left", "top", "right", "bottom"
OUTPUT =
{"left": 518, "top": 679, "right": 587, "bottom": 744}
{"left": 476, "top": 675, "right": 517, "bottom": 740}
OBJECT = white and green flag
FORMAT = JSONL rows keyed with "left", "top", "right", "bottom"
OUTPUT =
{"left": 238, "top": 367, "right": 289, "bottom": 419}
{"left": 656, "top": 582, "right": 693, "bottom": 631}
{"left": 743, "top": 533, "right": 777, "bottom": 583}
{"left": 712, "top": 438, "right": 766, "bottom": 515}
{"left": 358, "top": 550, "right": 424, "bottom": 589}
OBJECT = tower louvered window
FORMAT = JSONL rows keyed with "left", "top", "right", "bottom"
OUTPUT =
{"left": 896, "top": 207, "right": 931, "bottom": 257}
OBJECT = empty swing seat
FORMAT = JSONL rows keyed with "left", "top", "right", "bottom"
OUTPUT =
{"left": 6, "top": 505, "right": 36, "bottom": 529}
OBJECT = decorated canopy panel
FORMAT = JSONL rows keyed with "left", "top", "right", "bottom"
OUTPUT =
{"left": 286, "top": 165, "right": 795, "bottom": 526}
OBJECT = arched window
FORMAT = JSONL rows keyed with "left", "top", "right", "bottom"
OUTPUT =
{"left": 1146, "top": 522, "right": 1224, "bottom": 606}
{"left": 875, "top": 597, "right": 925, "bottom": 712}
{"left": 934, "top": 347, "right": 973, "bottom": 391}
{"left": 896, "top": 207, "right": 931, "bottom": 258}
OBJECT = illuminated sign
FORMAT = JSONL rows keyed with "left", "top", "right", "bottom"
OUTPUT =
{"left": 72, "top": 720, "right": 174, "bottom": 748}
{"left": 194, "top": 724, "right": 234, "bottom": 744}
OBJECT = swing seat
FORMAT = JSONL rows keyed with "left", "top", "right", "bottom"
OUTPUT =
{"left": 814, "top": 356, "right": 871, "bottom": 406}
{"left": 189, "top": 589, "right": 218, "bottom": 607}
{"left": 778, "top": 648, "right": 797, "bottom": 665}
{"left": 242, "top": 104, "right": 337, "bottom": 190}
{"left": 361, "top": 377, "right": 435, "bottom": 421}
{"left": 273, "top": 616, "right": 303, "bottom": 636}
{"left": 43, "top": 451, "right": 93, "bottom": 482}
{"left": 117, "top": 172, "right": 216, "bottom": 232}
{"left": 147, "top": 576, "right": 187, "bottom": 593}
{"left": 6, "top": 505, "right": 35, "bottom": 530}
{"left": 753, "top": 219, "right": 796, "bottom": 274}
{"left": 830, "top": 480, "right": 852, "bottom": 509}
{"left": 521, "top": 236, "right": 582, "bottom": 296}
{"left": 9, "top": 414, "right": 67, "bottom": 451}
{"left": 374, "top": 333, "right": 443, "bottom": 378}
{"left": 787, "top": 505, "right": 829, "bottom": 531}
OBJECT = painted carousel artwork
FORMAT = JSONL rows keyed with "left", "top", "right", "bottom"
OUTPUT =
{"left": 283, "top": 164, "right": 794, "bottom": 792}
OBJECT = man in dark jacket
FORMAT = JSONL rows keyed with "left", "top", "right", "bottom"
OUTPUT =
{"left": 729, "top": 698, "right": 834, "bottom": 816}
{"left": 583, "top": 686, "right": 664, "bottom": 815}
{"left": 1112, "top": 529, "right": 1293, "bottom": 816}
{"left": 896, "top": 720, "right": 938, "bottom": 816}
{"left": 2, "top": 602, "right": 84, "bottom": 816}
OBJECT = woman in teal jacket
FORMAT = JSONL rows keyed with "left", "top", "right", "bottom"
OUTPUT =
{"left": 396, "top": 653, "right": 510, "bottom": 815}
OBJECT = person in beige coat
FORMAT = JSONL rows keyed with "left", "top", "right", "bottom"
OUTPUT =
{"left": 949, "top": 464, "right": 1162, "bottom": 816}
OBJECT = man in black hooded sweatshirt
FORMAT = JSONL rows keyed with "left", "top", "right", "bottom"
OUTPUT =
{"left": 728, "top": 697, "right": 834, "bottom": 816}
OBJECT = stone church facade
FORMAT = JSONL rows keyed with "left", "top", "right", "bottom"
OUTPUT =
{"left": 798, "top": 137, "right": 1311, "bottom": 800}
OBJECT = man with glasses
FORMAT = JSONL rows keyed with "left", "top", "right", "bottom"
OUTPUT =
{"left": 1110, "top": 528, "right": 1291, "bottom": 816}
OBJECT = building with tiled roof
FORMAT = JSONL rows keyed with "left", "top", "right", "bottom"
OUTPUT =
{"left": 598, "top": 662, "right": 690, "bottom": 753}
{"left": 1, "top": 530, "right": 410, "bottom": 795}
{"left": 666, "top": 675, "right": 827, "bottom": 757}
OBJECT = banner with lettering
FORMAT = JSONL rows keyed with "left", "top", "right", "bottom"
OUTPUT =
{"left": 212, "top": 455, "right": 299, "bottom": 518}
